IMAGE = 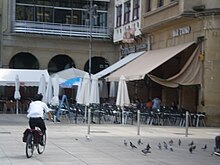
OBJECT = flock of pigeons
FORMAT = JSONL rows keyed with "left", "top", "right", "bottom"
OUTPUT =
{"left": 123, "top": 139, "right": 208, "bottom": 155}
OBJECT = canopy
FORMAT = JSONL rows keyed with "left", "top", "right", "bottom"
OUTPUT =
{"left": 59, "top": 77, "right": 81, "bottom": 88}
{"left": 148, "top": 46, "right": 202, "bottom": 87}
{"left": 0, "top": 69, "right": 50, "bottom": 86}
{"left": 106, "top": 42, "right": 195, "bottom": 81}
{"left": 52, "top": 67, "right": 87, "bottom": 80}
{"left": 94, "top": 51, "right": 145, "bottom": 79}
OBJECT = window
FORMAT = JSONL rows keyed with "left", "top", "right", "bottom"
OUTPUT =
{"left": 54, "top": 9, "right": 71, "bottom": 24}
{"left": 146, "top": 0, "right": 151, "bottom": 12}
{"left": 116, "top": 5, "right": 122, "bottom": 27}
{"left": 36, "top": 7, "right": 53, "bottom": 22}
{"left": 124, "top": 1, "right": 131, "bottom": 24}
{"left": 15, "top": 0, "right": 108, "bottom": 27}
{"left": 157, "top": 0, "right": 164, "bottom": 7}
{"left": 16, "top": 5, "right": 34, "bottom": 21}
{"left": 133, "top": 0, "right": 140, "bottom": 20}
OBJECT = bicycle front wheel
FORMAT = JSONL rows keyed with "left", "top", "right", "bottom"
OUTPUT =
{"left": 26, "top": 133, "right": 34, "bottom": 158}
{"left": 37, "top": 133, "right": 46, "bottom": 154}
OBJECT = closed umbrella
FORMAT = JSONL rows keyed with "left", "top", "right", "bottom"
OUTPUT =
{"left": 76, "top": 73, "right": 91, "bottom": 122}
{"left": 77, "top": 73, "right": 90, "bottom": 106}
{"left": 109, "top": 81, "right": 117, "bottom": 98}
{"left": 38, "top": 74, "right": 46, "bottom": 102}
{"left": 51, "top": 74, "right": 60, "bottom": 106}
{"left": 14, "top": 75, "right": 21, "bottom": 115}
{"left": 45, "top": 77, "right": 53, "bottom": 104}
{"left": 99, "top": 79, "right": 108, "bottom": 101}
{"left": 116, "top": 75, "right": 130, "bottom": 125}
{"left": 89, "top": 75, "right": 100, "bottom": 104}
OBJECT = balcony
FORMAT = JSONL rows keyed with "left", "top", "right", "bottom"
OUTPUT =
{"left": 13, "top": 20, "right": 112, "bottom": 39}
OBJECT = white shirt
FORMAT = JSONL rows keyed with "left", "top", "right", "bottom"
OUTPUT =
{"left": 27, "top": 101, "right": 50, "bottom": 119}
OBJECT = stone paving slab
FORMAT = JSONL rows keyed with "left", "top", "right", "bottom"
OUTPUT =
{"left": 0, "top": 114, "right": 220, "bottom": 165}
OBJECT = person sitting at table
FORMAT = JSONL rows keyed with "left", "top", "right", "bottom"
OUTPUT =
{"left": 146, "top": 99, "right": 152, "bottom": 110}
{"left": 152, "top": 97, "right": 161, "bottom": 110}
{"left": 170, "top": 101, "right": 178, "bottom": 113}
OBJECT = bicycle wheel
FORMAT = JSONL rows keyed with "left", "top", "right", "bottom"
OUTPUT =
{"left": 26, "top": 133, "right": 34, "bottom": 158}
{"left": 37, "top": 133, "right": 46, "bottom": 154}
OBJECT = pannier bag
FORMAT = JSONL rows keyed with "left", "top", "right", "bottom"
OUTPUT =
{"left": 22, "top": 128, "right": 31, "bottom": 142}
{"left": 22, "top": 128, "right": 43, "bottom": 145}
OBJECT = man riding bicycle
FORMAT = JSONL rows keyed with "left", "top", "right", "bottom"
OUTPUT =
{"left": 27, "top": 93, "right": 53, "bottom": 135}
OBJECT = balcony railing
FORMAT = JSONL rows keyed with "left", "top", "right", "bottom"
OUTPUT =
{"left": 13, "top": 20, "right": 112, "bottom": 39}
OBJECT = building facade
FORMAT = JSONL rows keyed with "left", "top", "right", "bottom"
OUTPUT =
{"left": 141, "top": 0, "right": 220, "bottom": 126}
{"left": 0, "top": 0, "right": 117, "bottom": 74}
{"left": 112, "top": 0, "right": 220, "bottom": 126}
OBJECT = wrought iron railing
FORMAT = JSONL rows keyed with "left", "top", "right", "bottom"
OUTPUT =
{"left": 13, "top": 20, "right": 112, "bottom": 39}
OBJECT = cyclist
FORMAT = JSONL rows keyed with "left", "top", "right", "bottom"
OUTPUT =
{"left": 27, "top": 93, "right": 53, "bottom": 136}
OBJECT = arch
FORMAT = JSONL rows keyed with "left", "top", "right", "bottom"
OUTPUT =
{"left": 48, "top": 54, "right": 75, "bottom": 74}
{"left": 84, "top": 56, "right": 109, "bottom": 74}
{"left": 9, "top": 52, "right": 39, "bottom": 69}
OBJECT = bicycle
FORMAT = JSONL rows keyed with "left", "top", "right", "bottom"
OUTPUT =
{"left": 23, "top": 127, "right": 46, "bottom": 158}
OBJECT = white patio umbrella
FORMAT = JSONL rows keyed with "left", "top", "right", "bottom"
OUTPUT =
{"left": 99, "top": 79, "right": 108, "bottom": 99}
{"left": 109, "top": 81, "right": 117, "bottom": 98}
{"left": 51, "top": 74, "right": 60, "bottom": 106}
{"left": 38, "top": 74, "right": 46, "bottom": 102}
{"left": 76, "top": 73, "right": 91, "bottom": 122}
{"left": 14, "top": 75, "right": 21, "bottom": 115}
{"left": 116, "top": 75, "right": 130, "bottom": 125}
{"left": 77, "top": 73, "right": 90, "bottom": 106}
{"left": 45, "top": 77, "right": 53, "bottom": 104}
{"left": 89, "top": 75, "right": 100, "bottom": 104}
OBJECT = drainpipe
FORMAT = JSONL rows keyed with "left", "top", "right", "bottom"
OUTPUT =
{"left": 147, "top": 33, "right": 151, "bottom": 51}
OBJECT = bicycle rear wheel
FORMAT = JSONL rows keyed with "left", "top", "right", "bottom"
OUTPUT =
{"left": 37, "top": 133, "right": 46, "bottom": 154}
{"left": 26, "top": 133, "right": 34, "bottom": 158}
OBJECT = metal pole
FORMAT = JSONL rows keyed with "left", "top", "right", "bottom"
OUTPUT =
{"left": 84, "top": 106, "right": 87, "bottom": 123}
{"left": 121, "top": 106, "right": 124, "bottom": 125}
{"left": 16, "top": 100, "right": 19, "bottom": 115}
{"left": 185, "top": 111, "right": 189, "bottom": 137}
{"left": 88, "top": 108, "right": 91, "bottom": 135}
{"left": 89, "top": 0, "right": 93, "bottom": 77}
{"left": 137, "top": 110, "right": 140, "bottom": 135}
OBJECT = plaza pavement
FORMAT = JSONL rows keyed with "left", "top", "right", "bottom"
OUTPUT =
{"left": 0, "top": 114, "right": 220, "bottom": 165}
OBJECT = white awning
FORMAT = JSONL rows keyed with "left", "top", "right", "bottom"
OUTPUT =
{"left": 106, "top": 42, "right": 195, "bottom": 81}
{"left": 95, "top": 51, "right": 145, "bottom": 79}
{"left": 0, "top": 69, "right": 50, "bottom": 86}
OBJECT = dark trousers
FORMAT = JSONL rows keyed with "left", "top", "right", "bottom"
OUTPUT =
{"left": 29, "top": 117, "right": 46, "bottom": 134}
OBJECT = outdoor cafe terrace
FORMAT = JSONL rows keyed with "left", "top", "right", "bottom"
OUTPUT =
{"left": 45, "top": 103, "right": 206, "bottom": 128}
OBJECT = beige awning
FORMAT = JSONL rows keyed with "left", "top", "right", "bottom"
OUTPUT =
{"left": 106, "top": 42, "right": 195, "bottom": 81}
{"left": 148, "top": 46, "right": 203, "bottom": 88}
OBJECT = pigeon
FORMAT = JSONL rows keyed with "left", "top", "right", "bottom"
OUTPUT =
{"left": 145, "top": 143, "right": 151, "bottom": 150}
{"left": 201, "top": 144, "right": 207, "bottom": 150}
{"left": 142, "top": 144, "right": 151, "bottom": 155}
{"left": 158, "top": 142, "right": 162, "bottom": 150}
{"left": 138, "top": 139, "right": 143, "bottom": 145}
{"left": 85, "top": 135, "right": 91, "bottom": 141}
{"left": 188, "top": 141, "right": 194, "bottom": 146}
{"left": 169, "top": 139, "right": 174, "bottom": 146}
{"left": 141, "top": 148, "right": 151, "bottom": 155}
{"left": 163, "top": 141, "right": 168, "bottom": 149}
{"left": 178, "top": 139, "right": 181, "bottom": 146}
{"left": 169, "top": 145, "right": 174, "bottom": 152}
{"left": 130, "top": 142, "right": 137, "bottom": 149}
{"left": 189, "top": 145, "right": 196, "bottom": 153}
{"left": 124, "top": 140, "right": 128, "bottom": 146}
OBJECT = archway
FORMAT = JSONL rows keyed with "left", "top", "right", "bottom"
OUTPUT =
{"left": 48, "top": 54, "right": 75, "bottom": 74}
{"left": 84, "top": 56, "right": 109, "bottom": 74}
{"left": 9, "top": 52, "right": 39, "bottom": 69}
